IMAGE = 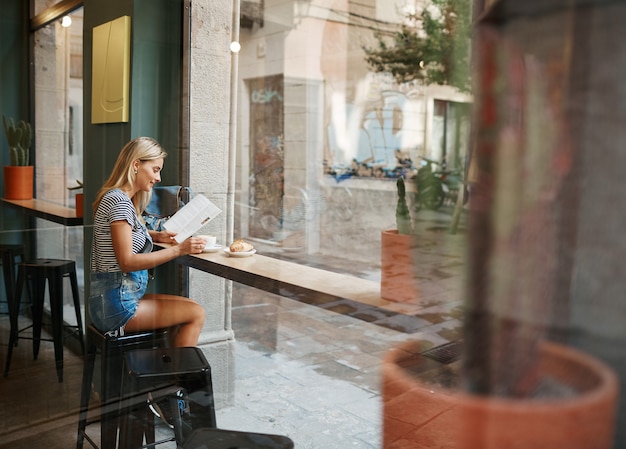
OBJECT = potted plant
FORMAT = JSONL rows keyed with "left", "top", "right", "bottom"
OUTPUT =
{"left": 382, "top": 8, "right": 620, "bottom": 449}
{"left": 380, "top": 176, "right": 419, "bottom": 302}
{"left": 68, "top": 180, "right": 83, "bottom": 217}
{"left": 2, "top": 115, "right": 33, "bottom": 200}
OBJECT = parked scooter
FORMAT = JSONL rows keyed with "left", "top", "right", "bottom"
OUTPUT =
{"left": 414, "top": 158, "right": 466, "bottom": 210}
{"left": 414, "top": 158, "right": 445, "bottom": 210}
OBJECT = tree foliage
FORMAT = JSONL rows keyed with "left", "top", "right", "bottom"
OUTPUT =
{"left": 363, "top": 0, "right": 472, "bottom": 92}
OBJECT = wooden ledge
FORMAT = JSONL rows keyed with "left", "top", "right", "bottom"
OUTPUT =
{"left": 1, "top": 198, "right": 83, "bottom": 226}
{"left": 157, "top": 243, "right": 390, "bottom": 309}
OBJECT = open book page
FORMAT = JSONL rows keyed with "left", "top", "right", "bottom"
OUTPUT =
{"left": 163, "top": 194, "right": 222, "bottom": 243}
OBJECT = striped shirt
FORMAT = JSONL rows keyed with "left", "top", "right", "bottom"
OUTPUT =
{"left": 91, "top": 189, "right": 150, "bottom": 272}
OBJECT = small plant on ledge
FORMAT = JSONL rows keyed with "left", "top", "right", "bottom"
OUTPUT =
{"left": 2, "top": 115, "right": 31, "bottom": 166}
{"left": 68, "top": 180, "right": 84, "bottom": 217}
{"left": 380, "top": 176, "right": 417, "bottom": 303}
{"left": 2, "top": 114, "right": 34, "bottom": 199}
{"left": 395, "top": 176, "right": 413, "bottom": 235}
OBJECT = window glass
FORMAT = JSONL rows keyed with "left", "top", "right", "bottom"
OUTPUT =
{"left": 33, "top": 0, "right": 68, "bottom": 17}
{"left": 234, "top": 0, "right": 472, "bottom": 278}
{"left": 32, "top": 6, "right": 84, "bottom": 281}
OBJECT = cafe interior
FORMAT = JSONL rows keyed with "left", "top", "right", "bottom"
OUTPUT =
{"left": 3, "top": 0, "right": 626, "bottom": 448}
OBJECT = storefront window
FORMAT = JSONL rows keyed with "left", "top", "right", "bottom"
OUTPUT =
{"left": 31, "top": 5, "right": 84, "bottom": 282}
{"left": 234, "top": 0, "right": 472, "bottom": 276}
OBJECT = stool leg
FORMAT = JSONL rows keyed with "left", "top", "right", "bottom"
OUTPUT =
{"left": 77, "top": 339, "right": 97, "bottom": 449}
{"left": 69, "top": 270, "right": 85, "bottom": 354}
{"left": 101, "top": 345, "right": 125, "bottom": 449}
{"left": 118, "top": 401, "right": 149, "bottom": 449}
{"left": 3, "top": 266, "right": 24, "bottom": 378}
{"left": 48, "top": 271, "right": 65, "bottom": 383}
{"left": 144, "top": 408, "right": 156, "bottom": 449}
{"left": 30, "top": 273, "right": 47, "bottom": 360}
{"left": 1, "top": 252, "right": 15, "bottom": 317}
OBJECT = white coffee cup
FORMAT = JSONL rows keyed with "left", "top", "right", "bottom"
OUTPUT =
{"left": 198, "top": 234, "right": 217, "bottom": 249}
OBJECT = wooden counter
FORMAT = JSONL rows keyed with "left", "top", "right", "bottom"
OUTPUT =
{"left": 158, "top": 243, "right": 389, "bottom": 310}
{"left": 1, "top": 198, "right": 83, "bottom": 226}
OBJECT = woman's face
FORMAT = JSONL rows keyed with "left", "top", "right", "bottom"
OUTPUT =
{"left": 135, "top": 158, "right": 163, "bottom": 192}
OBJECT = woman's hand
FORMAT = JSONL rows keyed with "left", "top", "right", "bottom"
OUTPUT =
{"left": 149, "top": 229, "right": 177, "bottom": 243}
{"left": 180, "top": 236, "right": 208, "bottom": 254}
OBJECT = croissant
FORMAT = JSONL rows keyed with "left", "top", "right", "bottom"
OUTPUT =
{"left": 229, "top": 239, "right": 254, "bottom": 252}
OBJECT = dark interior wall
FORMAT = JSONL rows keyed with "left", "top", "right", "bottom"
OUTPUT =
{"left": 0, "top": 0, "right": 30, "bottom": 238}
{"left": 83, "top": 0, "right": 135, "bottom": 223}
{"left": 0, "top": 0, "right": 29, "bottom": 149}
{"left": 83, "top": 0, "right": 182, "bottom": 220}
{"left": 83, "top": 0, "right": 184, "bottom": 295}
{"left": 131, "top": 0, "right": 182, "bottom": 182}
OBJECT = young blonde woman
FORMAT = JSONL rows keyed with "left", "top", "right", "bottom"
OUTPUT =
{"left": 89, "top": 136, "right": 206, "bottom": 347}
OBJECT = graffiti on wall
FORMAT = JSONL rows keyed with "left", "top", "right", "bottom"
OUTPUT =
{"left": 248, "top": 75, "right": 285, "bottom": 240}
{"left": 325, "top": 76, "right": 426, "bottom": 181}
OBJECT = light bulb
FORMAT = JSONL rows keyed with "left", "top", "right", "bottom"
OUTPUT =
{"left": 61, "top": 16, "right": 72, "bottom": 27}
{"left": 230, "top": 41, "right": 241, "bottom": 53}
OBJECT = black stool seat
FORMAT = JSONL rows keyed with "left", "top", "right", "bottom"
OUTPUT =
{"left": 4, "top": 258, "right": 84, "bottom": 382}
{"left": 121, "top": 347, "right": 217, "bottom": 447}
{"left": 0, "top": 243, "right": 24, "bottom": 316}
{"left": 77, "top": 324, "right": 170, "bottom": 449}
{"left": 181, "top": 428, "right": 294, "bottom": 449}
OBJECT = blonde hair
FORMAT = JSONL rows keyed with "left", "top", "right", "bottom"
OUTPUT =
{"left": 92, "top": 136, "right": 167, "bottom": 216}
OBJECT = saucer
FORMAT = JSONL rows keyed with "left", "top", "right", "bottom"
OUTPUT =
{"left": 202, "top": 245, "right": 223, "bottom": 253}
{"left": 223, "top": 248, "right": 256, "bottom": 257}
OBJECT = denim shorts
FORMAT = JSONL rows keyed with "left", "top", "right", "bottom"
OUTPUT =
{"left": 88, "top": 270, "right": 148, "bottom": 332}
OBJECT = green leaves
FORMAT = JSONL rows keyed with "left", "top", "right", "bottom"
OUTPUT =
{"left": 363, "top": 0, "right": 472, "bottom": 92}
{"left": 396, "top": 177, "right": 413, "bottom": 235}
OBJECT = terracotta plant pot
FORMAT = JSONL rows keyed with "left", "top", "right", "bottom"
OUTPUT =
{"left": 383, "top": 340, "right": 619, "bottom": 449}
{"left": 381, "top": 229, "right": 419, "bottom": 303}
{"left": 75, "top": 193, "right": 84, "bottom": 217}
{"left": 4, "top": 165, "right": 34, "bottom": 200}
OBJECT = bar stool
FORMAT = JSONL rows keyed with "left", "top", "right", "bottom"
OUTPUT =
{"left": 3, "top": 258, "right": 85, "bottom": 382}
{"left": 120, "top": 346, "right": 217, "bottom": 448}
{"left": 181, "top": 428, "right": 294, "bottom": 449}
{"left": 77, "top": 324, "right": 170, "bottom": 449}
{"left": 0, "top": 243, "right": 24, "bottom": 316}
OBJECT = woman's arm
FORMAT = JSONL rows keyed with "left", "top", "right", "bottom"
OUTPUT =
{"left": 111, "top": 221, "right": 206, "bottom": 272}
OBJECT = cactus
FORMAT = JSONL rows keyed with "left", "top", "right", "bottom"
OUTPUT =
{"left": 2, "top": 115, "right": 31, "bottom": 166}
{"left": 396, "top": 177, "right": 413, "bottom": 234}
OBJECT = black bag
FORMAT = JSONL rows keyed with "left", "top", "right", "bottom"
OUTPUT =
{"left": 143, "top": 186, "right": 194, "bottom": 231}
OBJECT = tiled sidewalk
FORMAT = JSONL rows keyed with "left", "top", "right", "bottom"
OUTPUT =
{"left": 216, "top": 282, "right": 463, "bottom": 448}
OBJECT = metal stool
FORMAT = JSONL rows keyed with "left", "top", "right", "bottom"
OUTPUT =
{"left": 77, "top": 324, "right": 170, "bottom": 449}
{"left": 0, "top": 243, "right": 24, "bottom": 315}
{"left": 181, "top": 428, "right": 294, "bottom": 449}
{"left": 3, "top": 258, "right": 84, "bottom": 382}
{"left": 120, "top": 346, "right": 217, "bottom": 448}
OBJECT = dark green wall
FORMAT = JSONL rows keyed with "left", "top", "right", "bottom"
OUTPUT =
{"left": 0, "top": 0, "right": 29, "bottom": 152}
{"left": 0, "top": 0, "right": 31, "bottom": 241}
{"left": 131, "top": 0, "right": 182, "bottom": 171}
{"left": 83, "top": 0, "right": 184, "bottom": 295}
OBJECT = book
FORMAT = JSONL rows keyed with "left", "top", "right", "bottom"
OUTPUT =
{"left": 163, "top": 194, "right": 222, "bottom": 243}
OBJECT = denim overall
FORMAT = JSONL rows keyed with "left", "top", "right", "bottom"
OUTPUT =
{"left": 88, "top": 232, "right": 153, "bottom": 334}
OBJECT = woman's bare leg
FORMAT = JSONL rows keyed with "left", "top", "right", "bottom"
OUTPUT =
{"left": 124, "top": 293, "right": 205, "bottom": 346}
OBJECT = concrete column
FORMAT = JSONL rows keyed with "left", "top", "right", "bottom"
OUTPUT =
{"left": 188, "top": 0, "right": 237, "bottom": 408}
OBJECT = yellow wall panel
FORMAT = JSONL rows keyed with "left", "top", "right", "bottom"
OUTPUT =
{"left": 91, "top": 15, "right": 131, "bottom": 124}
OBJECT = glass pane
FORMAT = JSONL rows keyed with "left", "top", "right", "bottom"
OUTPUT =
{"left": 32, "top": 7, "right": 84, "bottom": 282}
{"left": 233, "top": 0, "right": 472, "bottom": 283}
{"left": 33, "top": 0, "right": 68, "bottom": 17}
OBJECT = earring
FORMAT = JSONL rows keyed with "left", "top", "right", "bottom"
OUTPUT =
{"left": 134, "top": 170, "right": 137, "bottom": 174}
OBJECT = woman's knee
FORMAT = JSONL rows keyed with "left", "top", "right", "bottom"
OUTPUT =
{"left": 190, "top": 300, "right": 205, "bottom": 323}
